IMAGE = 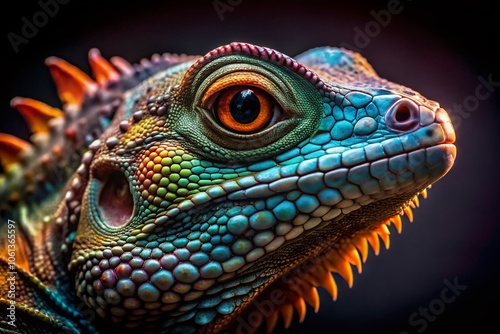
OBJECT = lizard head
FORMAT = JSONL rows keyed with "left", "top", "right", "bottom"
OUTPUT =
{"left": 64, "top": 43, "right": 455, "bottom": 332}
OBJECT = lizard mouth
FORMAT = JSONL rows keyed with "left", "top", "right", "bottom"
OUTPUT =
{"left": 212, "top": 143, "right": 456, "bottom": 333}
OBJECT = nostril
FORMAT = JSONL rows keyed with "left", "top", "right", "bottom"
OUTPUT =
{"left": 385, "top": 98, "right": 420, "bottom": 132}
{"left": 395, "top": 105, "right": 411, "bottom": 122}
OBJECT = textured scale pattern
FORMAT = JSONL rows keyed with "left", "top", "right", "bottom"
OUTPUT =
{"left": 0, "top": 42, "right": 456, "bottom": 333}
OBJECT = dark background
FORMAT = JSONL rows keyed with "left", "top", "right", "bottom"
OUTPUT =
{"left": 2, "top": 0, "right": 499, "bottom": 333}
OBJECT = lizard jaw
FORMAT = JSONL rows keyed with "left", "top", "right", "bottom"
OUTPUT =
{"left": 210, "top": 143, "right": 456, "bottom": 333}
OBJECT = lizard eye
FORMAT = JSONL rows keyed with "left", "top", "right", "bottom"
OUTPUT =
{"left": 97, "top": 170, "right": 134, "bottom": 227}
{"left": 183, "top": 63, "right": 324, "bottom": 156}
{"left": 213, "top": 86, "right": 279, "bottom": 134}
{"left": 199, "top": 72, "right": 287, "bottom": 137}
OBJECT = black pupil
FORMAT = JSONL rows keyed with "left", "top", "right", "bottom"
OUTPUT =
{"left": 229, "top": 89, "right": 260, "bottom": 124}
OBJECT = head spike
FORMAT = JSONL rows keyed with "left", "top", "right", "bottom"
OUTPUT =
{"left": 45, "top": 56, "right": 98, "bottom": 105}
{"left": 88, "top": 48, "right": 120, "bottom": 85}
{"left": 11, "top": 97, "right": 63, "bottom": 133}
{"left": 0, "top": 133, "right": 31, "bottom": 170}
{"left": 110, "top": 56, "right": 134, "bottom": 75}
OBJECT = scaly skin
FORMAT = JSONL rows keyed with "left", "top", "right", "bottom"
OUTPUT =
{"left": 0, "top": 42, "right": 456, "bottom": 333}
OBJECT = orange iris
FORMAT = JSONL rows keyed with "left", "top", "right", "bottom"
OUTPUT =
{"left": 214, "top": 86, "right": 273, "bottom": 134}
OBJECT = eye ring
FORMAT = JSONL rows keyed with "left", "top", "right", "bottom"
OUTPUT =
{"left": 213, "top": 85, "right": 276, "bottom": 134}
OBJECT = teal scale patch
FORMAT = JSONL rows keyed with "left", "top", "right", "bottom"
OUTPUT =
{"left": 227, "top": 215, "right": 249, "bottom": 235}
{"left": 217, "top": 300, "right": 236, "bottom": 315}
{"left": 151, "top": 270, "right": 175, "bottom": 290}
{"left": 345, "top": 91, "right": 372, "bottom": 108}
{"left": 331, "top": 120, "right": 353, "bottom": 140}
{"left": 222, "top": 256, "right": 245, "bottom": 272}
{"left": 297, "top": 172, "right": 325, "bottom": 194}
{"left": 318, "top": 188, "right": 343, "bottom": 206}
{"left": 333, "top": 105, "right": 344, "bottom": 120}
{"left": 354, "top": 117, "right": 377, "bottom": 136}
{"left": 232, "top": 239, "right": 253, "bottom": 255}
{"left": 372, "top": 94, "right": 400, "bottom": 115}
{"left": 296, "top": 194, "right": 320, "bottom": 213}
{"left": 194, "top": 309, "right": 218, "bottom": 325}
{"left": 272, "top": 200, "right": 297, "bottom": 221}
{"left": 211, "top": 246, "right": 231, "bottom": 262}
{"left": 200, "top": 262, "right": 223, "bottom": 278}
{"left": 190, "top": 252, "right": 209, "bottom": 266}
{"left": 137, "top": 282, "right": 160, "bottom": 302}
{"left": 249, "top": 211, "right": 277, "bottom": 230}
{"left": 173, "top": 263, "right": 200, "bottom": 283}
{"left": 344, "top": 106, "right": 357, "bottom": 122}
{"left": 366, "top": 102, "right": 380, "bottom": 117}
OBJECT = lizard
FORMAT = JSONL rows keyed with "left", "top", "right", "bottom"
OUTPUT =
{"left": 0, "top": 42, "right": 456, "bottom": 333}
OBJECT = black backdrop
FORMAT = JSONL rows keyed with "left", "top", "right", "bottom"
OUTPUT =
{"left": 2, "top": 1, "right": 499, "bottom": 333}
